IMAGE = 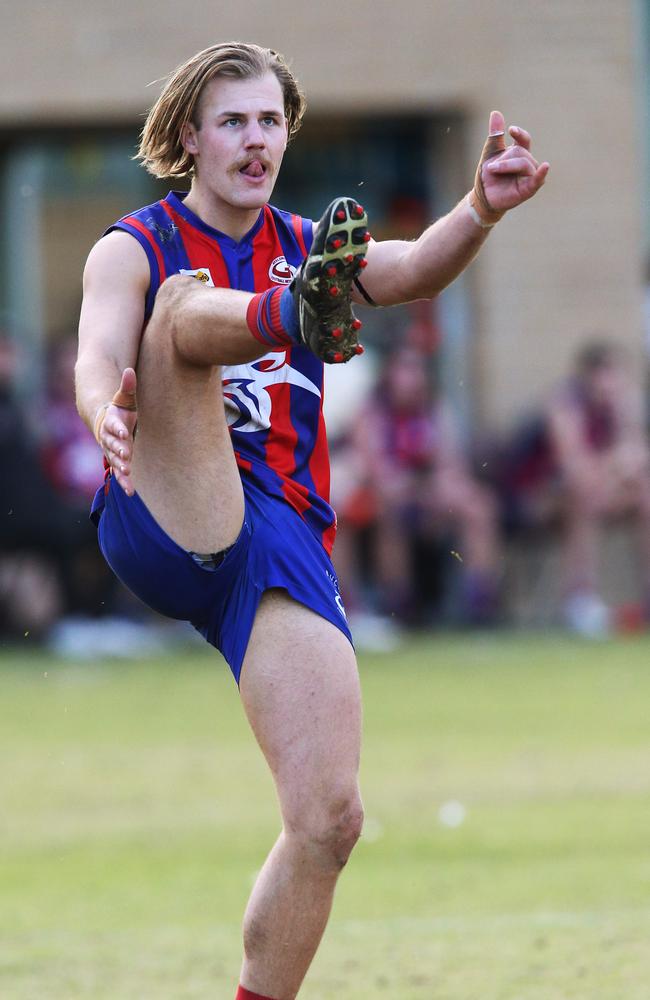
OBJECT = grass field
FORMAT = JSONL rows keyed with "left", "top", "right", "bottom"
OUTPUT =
{"left": 2, "top": 632, "right": 650, "bottom": 999}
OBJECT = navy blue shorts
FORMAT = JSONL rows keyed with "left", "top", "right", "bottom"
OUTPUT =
{"left": 92, "top": 474, "right": 352, "bottom": 683}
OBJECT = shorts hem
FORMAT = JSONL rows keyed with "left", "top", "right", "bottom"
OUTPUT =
{"left": 231, "top": 582, "right": 354, "bottom": 689}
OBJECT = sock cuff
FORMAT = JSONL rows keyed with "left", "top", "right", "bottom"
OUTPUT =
{"left": 236, "top": 986, "right": 278, "bottom": 1000}
{"left": 246, "top": 288, "right": 295, "bottom": 349}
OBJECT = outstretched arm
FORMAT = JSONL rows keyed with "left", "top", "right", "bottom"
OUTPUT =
{"left": 358, "top": 111, "right": 549, "bottom": 307}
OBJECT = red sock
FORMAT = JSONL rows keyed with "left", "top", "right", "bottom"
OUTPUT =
{"left": 236, "top": 987, "right": 277, "bottom": 1000}
{"left": 245, "top": 287, "right": 300, "bottom": 349}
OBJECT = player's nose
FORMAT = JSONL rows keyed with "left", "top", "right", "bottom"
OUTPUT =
{"left": 243, "top": 121, "right": 265, "bottom": 147}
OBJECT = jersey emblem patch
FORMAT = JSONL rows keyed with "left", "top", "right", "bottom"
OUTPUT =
{"left": 179, "top": 267, "right": 215, "bottom": 286}
{"left": 268, "top": 256, "right": 297, "bottom": 285}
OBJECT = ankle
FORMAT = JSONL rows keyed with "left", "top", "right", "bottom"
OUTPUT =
{"left": 236, "top": 986, "right": 278, "bottom": 1000}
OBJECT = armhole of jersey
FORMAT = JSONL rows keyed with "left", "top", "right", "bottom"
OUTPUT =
{"left": 104, "top": 221, "right": 160, "bottom": 321}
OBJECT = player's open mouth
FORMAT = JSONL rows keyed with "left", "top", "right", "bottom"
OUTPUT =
{"left": 240, "top": 160, "right": 267, "bottom": 178}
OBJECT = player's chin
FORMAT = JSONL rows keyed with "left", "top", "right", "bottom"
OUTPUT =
{"left": 236, "top": 169, "right": 276, "bottom": 197}
{"left": 233, "top": 184, "right": 275, "bottom": 210}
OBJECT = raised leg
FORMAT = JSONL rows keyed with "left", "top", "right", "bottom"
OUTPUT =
{"left": 129, "top": 277, "right": 261, "bottom": 554}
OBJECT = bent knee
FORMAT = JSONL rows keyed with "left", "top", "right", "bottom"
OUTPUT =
{"left": 143, "top": 275, "right": 210, "bottom": 364}
{"left": 143, "top": 275, "right": 195, "bottom": 345}
{"left": 291, "top": 792, "right": 364, "bottom": 872}
{"left": 154, "top": 273, "right": 198, "bottom": 315}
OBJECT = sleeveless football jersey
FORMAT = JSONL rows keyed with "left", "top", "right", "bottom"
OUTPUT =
{"left": 107, "top": 191, "right": 337, "bottom": 554}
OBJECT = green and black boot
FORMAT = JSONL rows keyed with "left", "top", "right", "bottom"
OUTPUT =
{"left": 290, "top": 197, "right": 370, "bottom": 363}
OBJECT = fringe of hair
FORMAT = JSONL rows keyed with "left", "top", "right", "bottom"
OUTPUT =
{"left": 137, "top": 42, "right": 306, "bottom": 179}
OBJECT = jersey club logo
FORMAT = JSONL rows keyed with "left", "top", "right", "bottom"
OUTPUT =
{"left": 268, "top": 256, "right": 297, "bottom": 285}
{"left": 179, "top": 267, "right": 215, "bottom": 286}
{"left": 223, "top": 352, "right": 320, "bottom": 433}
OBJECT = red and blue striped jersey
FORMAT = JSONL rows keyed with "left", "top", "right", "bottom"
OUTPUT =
{"left": 108, "top": 191, "right": 336, "bottom": 553}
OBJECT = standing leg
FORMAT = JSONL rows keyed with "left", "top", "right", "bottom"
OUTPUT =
{"left": 238, "top": 590, "right": 363, "bottom": 1000}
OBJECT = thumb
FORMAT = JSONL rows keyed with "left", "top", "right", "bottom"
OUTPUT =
{"left": 111, "top": 367, "right": 137, "bottom": 411}
{"left": 482, "top": 110, "right": 507, "bottom": 160}
{"left": 470, "top": 110, "right": 507, "bottom": 226}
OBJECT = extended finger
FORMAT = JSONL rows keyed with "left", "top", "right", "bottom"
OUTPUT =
{"left": 488, "top": 110, "right": 505, "bottom": 137}
{"left": 508, "top": 125, "right": 531, "bottom": 151}
{"left": 483, "top": 110, "right": 507, "bottom": 160}
{"left": 101, "top": 417, "right": 132, "bottom": 455}
{"left": 105, "top": 443, "right": 132, "bottom": 481}
{"left": 112, "top": 465, "right": 135, "bottom": 498}
{"left": 105, "top": 435, "right": 131, "bottom": 464}
{"left": 103, "top": 414, "right": 130, "bottom": 440}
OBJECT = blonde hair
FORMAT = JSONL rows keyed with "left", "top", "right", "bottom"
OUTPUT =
{"left": 137, "top": 42, "right": 306, "bottom": 178}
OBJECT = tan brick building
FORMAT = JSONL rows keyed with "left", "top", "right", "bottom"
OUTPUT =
{"left": 1, "top": 0, "right": 646, "bottom": 428}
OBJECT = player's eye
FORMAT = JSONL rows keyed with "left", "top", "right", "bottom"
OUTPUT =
{"left": 261, "top": 116, "right": 280, "bottom": 127}
{"left": 223, "top": 117, "right": 242, "bottom": 127}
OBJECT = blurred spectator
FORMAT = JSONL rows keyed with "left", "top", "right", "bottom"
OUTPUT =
{"left": 0, "top": 331, "right": 130, "bottom": 642}
{"left": 0, "top": 331, "right": 171, "bottom": 653}
{"left": 501, "top": 341, "right": 650, "bottom": 636}
{"left": 333, "top": 344, "right": 501, "bottom": 629}
{"left": 37, "top": 336, "right": 120, "bottom": 620}
{"left": 0, "top": 333, "right": 64, "bottom": 637}
{"left": 40, "top": 336, "right": 106, "bottom": 504}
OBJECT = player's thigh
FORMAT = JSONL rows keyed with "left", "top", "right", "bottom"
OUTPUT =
{"left": 240, "top": 589, "right": 362, "bottom": 828}
{"left": 130, "top": 296, "right": 244, "bottom": 554}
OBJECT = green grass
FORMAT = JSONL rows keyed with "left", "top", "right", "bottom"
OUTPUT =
{"left": 2, "top": 633, "right": 650, "bottom": 998}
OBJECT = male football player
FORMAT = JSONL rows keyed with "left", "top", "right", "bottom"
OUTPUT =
{"left": 76, "top": 42, "right": 548, "bottom": 1000}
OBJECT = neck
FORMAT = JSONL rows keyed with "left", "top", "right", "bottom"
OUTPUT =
{"left": 182, "top": 183, "right": 262, "bottom": 242}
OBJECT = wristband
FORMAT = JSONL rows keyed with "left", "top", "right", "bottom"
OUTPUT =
{"left": 93, "top": 402, "right": 111, "bottom": 444}
{"left": 467, "top": 194, "right": 497, "bottom": 230}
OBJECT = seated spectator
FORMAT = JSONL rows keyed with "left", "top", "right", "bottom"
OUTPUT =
{"left": 0, "top": 332, "right": 168, "bottom": 652}
{"left": 501, "top": 341, "right": 650, "bottom": 636}
{"left": 333, "top": 344, "right": 501, "bottom": 626}
{"left": 38, "top": 335, "right": 120, "bottom": 619}
{"left": 0, "top": 333, "right": 64, "bottom": 637}
{"left": 40, "top": 336, "right": 107, "bottom": 505}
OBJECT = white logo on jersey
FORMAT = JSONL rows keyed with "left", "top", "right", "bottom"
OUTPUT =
{"left": 179, "top": 267, "right": 215, "bottom": 286}
{"left": 223, "top": 352, "right": 320, "bottom": 433}
{"left": 268, "top": 256, "right": 297, "bottom": 285}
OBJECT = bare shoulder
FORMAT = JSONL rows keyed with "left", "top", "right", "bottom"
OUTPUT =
{"left": 83, "top": 230, "right": 149, "bottom": 294}
{"left": 79, "top": 230, "right": 148, "bottom": 361}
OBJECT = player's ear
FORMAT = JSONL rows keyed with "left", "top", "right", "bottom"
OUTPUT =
{"left": 181, "top": 121, "right": 199, "bottom": 155}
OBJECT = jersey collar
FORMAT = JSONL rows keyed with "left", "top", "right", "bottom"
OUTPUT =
{"left": 166, "top": 191, "right": 265, "bottom": 247}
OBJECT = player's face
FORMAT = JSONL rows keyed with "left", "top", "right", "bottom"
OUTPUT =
{"left": 184, "top": 72, "right": 288, "bottom": 212}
